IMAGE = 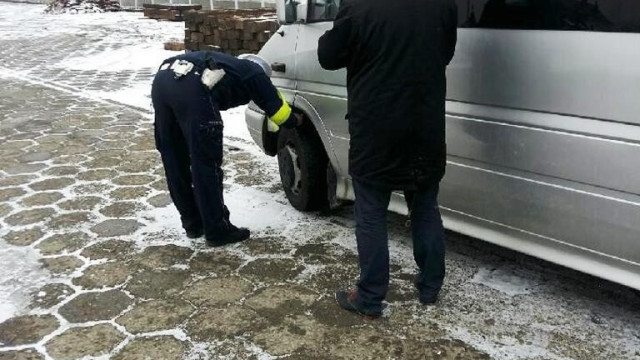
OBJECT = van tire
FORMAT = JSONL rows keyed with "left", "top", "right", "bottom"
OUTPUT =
{"left": 277, "top": 126, "right": 328, "bottom": 211}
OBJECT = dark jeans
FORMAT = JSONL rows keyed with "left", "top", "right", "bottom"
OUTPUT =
{"left": 151, "top": 68, "right": 229, "bottom": 238}
{"left": 353, "top": 179, "right": 445, "bottom": 312}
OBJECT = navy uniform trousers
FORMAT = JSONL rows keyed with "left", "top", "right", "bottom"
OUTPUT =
{"left": 353, "top": 179, "right": 446, "bottom": 313}
{"left": 151, "top": 66, "right": 230, "bottom": 238}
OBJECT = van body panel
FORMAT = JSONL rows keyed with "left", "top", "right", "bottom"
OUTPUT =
{"left": 448, "top": 30, "right": 640, "bottom": 125}
{"left": 245, "top": 0, "right": 640, "bottom": 289}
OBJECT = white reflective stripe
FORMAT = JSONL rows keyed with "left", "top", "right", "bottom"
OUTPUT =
{"left": 169, "top": 60, "right": 194, "bottom": 77}
{"left": 201, "top": 68, "right": 226, "bottom": 89}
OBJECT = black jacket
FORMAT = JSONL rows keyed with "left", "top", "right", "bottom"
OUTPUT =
{"left": 318, "top": 0, "right": 457, "bottom": 190}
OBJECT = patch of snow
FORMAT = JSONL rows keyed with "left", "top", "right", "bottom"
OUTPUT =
{"left": 62, "top": 43, "right": 177, "bottom": 73}
{"left": 471, "top": 265, "right": 543, "bottom": 296}
{"left": 0, "top": 241, "right": 52, "bottom": 323}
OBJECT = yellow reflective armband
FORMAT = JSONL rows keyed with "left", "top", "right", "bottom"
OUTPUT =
{"left": 270, "top": 99, "right": 292, "bottom": 126}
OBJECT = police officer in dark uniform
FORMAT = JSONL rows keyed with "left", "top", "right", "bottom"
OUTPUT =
{"left": 151, "top": 51, "right": 300, "bottom": 247}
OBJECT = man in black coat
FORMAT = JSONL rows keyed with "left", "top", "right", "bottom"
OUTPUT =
{"left": 318, "top": 0, "right": 457, "bottom": 317}
{"left": 152, "top": 51, "right": 300, "bottom": 247}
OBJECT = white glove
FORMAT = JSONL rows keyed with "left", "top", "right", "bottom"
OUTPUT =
{"left": 267, "top": 119, "right": 280, "bottom": 133}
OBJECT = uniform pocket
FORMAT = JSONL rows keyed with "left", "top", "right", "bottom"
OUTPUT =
{"left": 197, "top": 118, "right": 224, "bottom": 165}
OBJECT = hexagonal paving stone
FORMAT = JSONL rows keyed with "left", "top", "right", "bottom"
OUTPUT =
{"left": 4, "top": 227, "right": 45, "bottom": 246}
{"left": 109, "top": 187, "right": 150, "bottom": 201}
{"left": 116, "top": 299, "right": 194, "bottom": 334}
{"left": 36, "top": 232, "right": 90, "bottom": 255}
{"left": 0, "top": 315, "right": 59, "bottom": 346}
{"left": 0, "top": 140, "right": 33, "bottom": 151}
{"left": 129, "top": 245, "right": 193, "bottom": 270}
{"left": 59, "top": 290, "right": 133, "bottom": 323}
{"left": 147, "top": 193, "right": 172, "bottom": 208}
{"left": 186, "top": 306, "right": 267, "bottom": 341}
{"left": 5, "top": 208, "right": 56, "bottom": 226}
{"left": 113, "top": 336, "right": 187, "bottom": 360}
{"left": 30, "top": 283, "right": 74, "bottom": 309}
{"left": 80, "top": 240, "right": 135, "bottom": 261}
{"left": 45, "top": 324, "right": 125, "bottom": 360}
{"left": 149, "top": 179, "right": 168, "bottom": 191}
{"left": 125, "top": 269, "right": 190, "bottom": 299}
{"left": 72, "top": 262, "right": 132, "bottom": 289}
{"left": 51, "top": 155, "right": 87, "bottom": 166}
{"left": 183, "top": 277, "right": 253, "bottom": 307}
{"left": 29, "top": 178, "right": 75, "bottom": 191}
{"left": 0, "top": 348, "right": 45, "bottom": 360}
{"left": 4, "top": 163, "right": 46, "bottom": 175}
{"left": 19, "top": 152, "right": 52, "bottom": 163}
{"left": 42, "top": 166, "right": 80, "bottom": 177}
{"left": 46, "top": 212, "right": 93, "bottom": 230}
{"left": 252, "top": 315, "right": 329, "bottom": 356}
{"left": 20, "top": 192, "right": 64, "bottom": 207}
{"left": 57, "top": 196, "right": 103, "bottom": 211}
{"left": 39, "top": 256, "right": 84, "bottom": 275}
{"left": 239, "top": 258, "right": 304, "bottom": 282}
{"left": 77, "top": 169, "right": 119, "bottom": 181}
{"left": 0, "top": 203, "right": 13, "bottom": 217}
{"left": 245, "top": 286, "right": 318, "bottom": 318}
{"left": 99, "top": 202, "right": 141, "bottom": 218}
{"left": 0, "top": 187, "right": 26, "bottom": 202}
{"left": 128, "top": 138, "right": 156, "bottom": 152}
{"left": 72, "top": 182, "right": 114, "bottom": 195}
{"left": 56, "top": 144, "right": 92, "bottom": 156}
{"left": 112, "top": 175, "right": 156, "bottom": 186}
{"left": 189, "top": 251, "right": 244, "bottom": 274}
{"left": 91, "top": 219, "right": 142, "bottom": 237}
{"left": 242, "top": 236, "right": 290, "bottom": 256}
{"left": 117, "top": 157, "right": 157, "bottom": 174}
{"left": 0, "top": 175, "right": 36, "bottom": 187}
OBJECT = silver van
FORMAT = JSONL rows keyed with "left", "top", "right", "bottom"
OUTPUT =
{"left": 244, "top": 0, "right": 640, "bottom": 290}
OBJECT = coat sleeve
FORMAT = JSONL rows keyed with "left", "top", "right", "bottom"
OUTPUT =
{"left": 317, "top": 0, "right": 355, "bottom": 70}
{"left": 445, "top": 2, "right": 458, "bottom": 65}
{"left": 245, "top": 73, "right": 294, "bottom": 127}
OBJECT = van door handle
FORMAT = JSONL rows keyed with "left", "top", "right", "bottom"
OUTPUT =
{"left": 271, "top": 62, "right": 286, "bottom": 73}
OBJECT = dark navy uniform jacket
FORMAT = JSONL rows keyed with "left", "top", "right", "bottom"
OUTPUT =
{"left": 165, "top": 51, "right": 293, "bottom": 127}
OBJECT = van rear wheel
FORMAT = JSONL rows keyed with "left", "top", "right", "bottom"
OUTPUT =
{"left": 277, "top": 127, "right": 328, "bottom": 211}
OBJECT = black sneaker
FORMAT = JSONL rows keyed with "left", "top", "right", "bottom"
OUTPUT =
{"left": 206, "top": 225, "right": 250, "bottom": 247}
{"left": 185, "top": 228, "right": 204, "bottom": 239}
{"left": 335, "top": 289, "right": 382, "bottom": 319}
{"left": 418, "top": 292, "right": 439, "bottom": 306}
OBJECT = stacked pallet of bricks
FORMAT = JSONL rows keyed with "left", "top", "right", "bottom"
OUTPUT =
{"left": 143, "top": 4, "right": 203, "bottom": 22}
{"left": 184, "top": 9, "right": 279, "bottom": 55}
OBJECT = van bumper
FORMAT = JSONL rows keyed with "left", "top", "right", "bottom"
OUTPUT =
{"left": 245, "top": 102, "right": 265, "bottom": 152}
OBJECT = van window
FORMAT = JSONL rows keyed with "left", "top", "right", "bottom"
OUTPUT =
{"left": 455, "top": 0, "right": 640, "bottom": 33}
{"left": 308, "top": 0, "right": 341, "bottom": 22}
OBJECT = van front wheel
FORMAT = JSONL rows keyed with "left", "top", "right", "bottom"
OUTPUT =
{"left": 277, "top": 127, "right": 328, "bottom": 211}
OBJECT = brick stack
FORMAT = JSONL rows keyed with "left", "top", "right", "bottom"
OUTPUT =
{"left": 184, "top": 10, "right": 279, "bottom": 55}
{"left": 143, "top": 4, "right": 203, "bottom": 22}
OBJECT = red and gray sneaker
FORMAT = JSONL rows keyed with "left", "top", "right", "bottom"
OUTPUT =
{"left": 335, "top": 289, "right": 382, "bottom": 319}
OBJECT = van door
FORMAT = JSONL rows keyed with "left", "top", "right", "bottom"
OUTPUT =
{"left": 258, "top": 21, "right": 300, "bottom": 97}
